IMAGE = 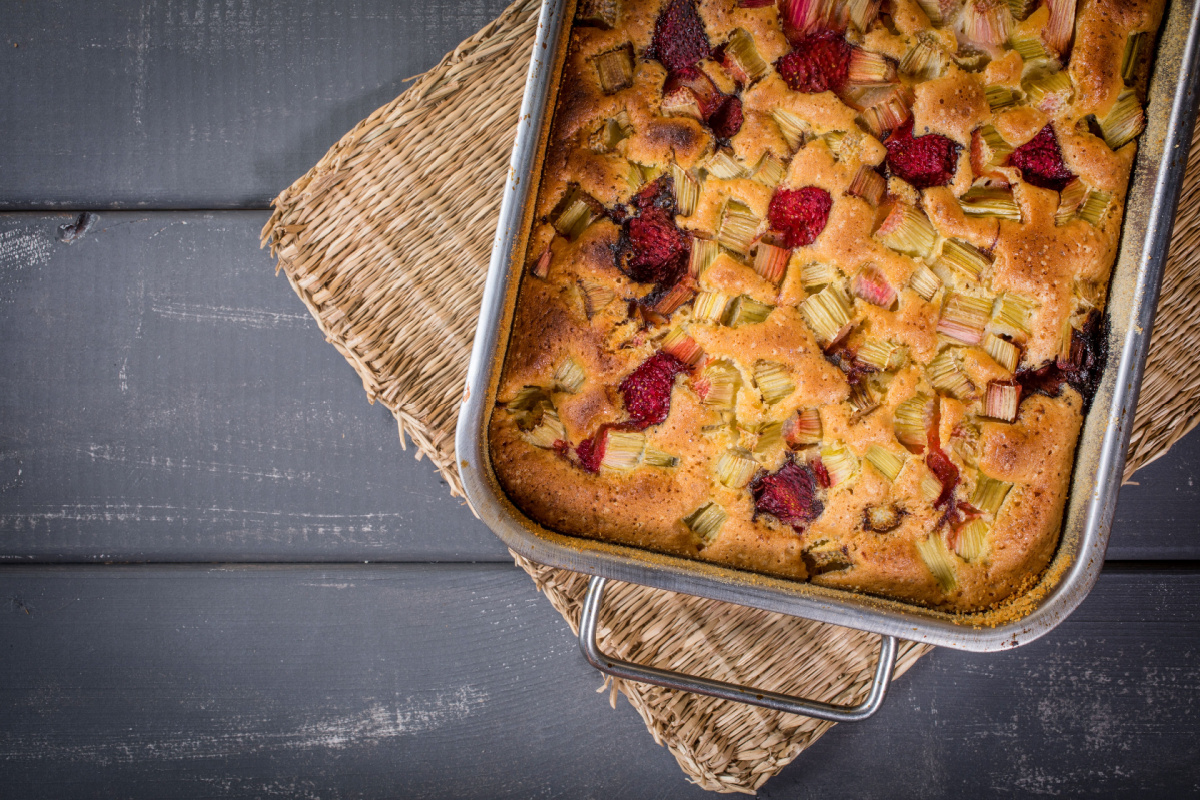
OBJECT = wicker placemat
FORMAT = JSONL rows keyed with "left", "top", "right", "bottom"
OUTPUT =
{"left": 261, "top": 1, "right": 1200, "bottom": 791}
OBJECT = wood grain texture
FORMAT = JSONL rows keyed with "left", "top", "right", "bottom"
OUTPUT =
{"left": 1, "top": 211, "right": 1198, "bottom": 561}
{"left": 0, "top": 212, "right": 505, "bottom": 561}
{"left": 0, "top": 564, "right": 1196, "bottom": 798}
{"left": 1113, "top": 447, "right": 1200, "bottom": 560}
{"left": 0, "top": 0, "right": 513, "bottom": 210}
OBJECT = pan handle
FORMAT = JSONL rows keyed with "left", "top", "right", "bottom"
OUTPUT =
{"left": 578, "top": 575, "right": 898, "bottom": 722}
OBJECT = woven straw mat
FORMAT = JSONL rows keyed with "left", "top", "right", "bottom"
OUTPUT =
{"left": 261, "top": 0, "right": 1200, "bottom": 792}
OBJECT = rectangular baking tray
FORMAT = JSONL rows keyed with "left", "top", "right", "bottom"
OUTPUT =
{"left": 458, "top": 0, "right": 1200, "bottom": 653}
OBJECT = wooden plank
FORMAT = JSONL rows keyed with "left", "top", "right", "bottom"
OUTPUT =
{"left": 1, "top": 210, "right": 1198, "bottom": 561}
{"left": 1112, "top": 446, "right": 1200, "bottom": 560}
{"left": 0, "top": 212, "right": 506, "bottom": 561}
{"left": 0, "top": 0, "right": 514, "bottom": 209}
{"left": 0, "top": 564, "right": 1196, "bottom": 798}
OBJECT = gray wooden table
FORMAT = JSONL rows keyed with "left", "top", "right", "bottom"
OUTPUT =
{"left": 1, "top": 3, "right": 1198, "bottom": 798}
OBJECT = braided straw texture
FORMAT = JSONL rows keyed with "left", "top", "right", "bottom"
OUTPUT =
{"left": 262, "top": 0, "right": 1200, "bottom": 791}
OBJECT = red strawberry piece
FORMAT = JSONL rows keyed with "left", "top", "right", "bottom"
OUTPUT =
{"left": 651, "top": 0, "right": 711, "bottom": 75}
{"left": 620, "top": 351, "right": 690, "bottom": 428}
{"left": 1010, "top": 124, "right": 1076, "bottom": 192}
{"left": 751, "top": 459, "right": 825, "bottom": 531}
{"left": 576, "top": 427, "right": 610, "bottom": 473}
{"left": 622, "top": 211, "right": 691, "bottom": 285}
{"left": 708, "top": 95, "right": 744, "bottom": 139}
{"left": 767, "top": 186, "right": 832, "bottom": 248}
{"left": 620, "top": 177, "right": 693, "bottom": 286}
{"left": 884, "top": 118, "right": 961, "bottom": 189}
{"left": 775, "top": 31, "right": 851, "bottom": 94}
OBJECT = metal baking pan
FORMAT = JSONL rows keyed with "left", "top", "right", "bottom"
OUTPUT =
{"left": 457, "top": 0, "right": 1200, "bottom": 719}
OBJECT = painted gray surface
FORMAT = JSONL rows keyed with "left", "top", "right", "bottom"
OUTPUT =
{"left": 1114, "top": 446, "right": 1200, "bottom": 560}
{"left": 0, "top": 564, "right": 1196, "bottom": 799}
{"left": 1, "top": 211, "right": 1198, "bottom": 561}
{"left": 0, "top": 0, "right": 514, "bottom": 210}
{"left": 0, "top": 212, "right": 504, "bottom": 562}
{"left": 1, "top": 0, "right": 1197, "bottom": 795}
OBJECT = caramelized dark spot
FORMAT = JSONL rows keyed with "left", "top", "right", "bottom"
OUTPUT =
{"left": 824, "top": 342, "right": 877, "bottom": 386}
{"left": 802, "top": 544, "right": 853, "bottom": 575}
{"left": 1015, "top": 310, "right": 1108, "bottom": 411}
{"left": 644, "top": 117, "right": 704, "bottom": 153}
{"left": 863, "top": 504, "right": 905, "bottom": 533}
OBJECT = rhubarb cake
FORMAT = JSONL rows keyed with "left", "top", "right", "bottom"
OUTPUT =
{"left": 488, "top": 0, "right": 1163, "bottom": 611}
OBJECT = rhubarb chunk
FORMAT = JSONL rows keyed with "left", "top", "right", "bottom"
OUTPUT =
{"left": 754, "top": 360, "right": 796, "bottom": 404}
{"left": 960, "top": 0, "right": 1012, "bottom": 48}
{"left": 1043, "top": 0, "right": 1077, "bottom": 56}
{"left": 716, "top": 200, "right": 760, "bottom": 255}
{"left": 593, "top": 45, "right": 635, "bottom": 95}
{"left": 848, "top": 165, "right": 886, "bottom": 206}
{"left": 959, "top": 186, "right": 1021, "bottom": 220}
{"left": 953, "top": 519, "right": 990, "bottom": 562}
{"left": 716, "top": 448, "right": 758, "bottom": 488}
{"left": 1100, "top": 89, "right": 1145, "bottom": 150}
{"left": 554, "top": 358, "right": 586, "bottom": 393}
{"left": 800, "top": 283, "right": 852, "bottom": 344}
{"left": 820, "top": 441, "right": 859, "bottom": 486}
{"left": 971, "top": 472, "right": 1012, "bottom": 514}
{"left": 917, "top": 534, "right": 958, "bottom": 590}
{"left": 721, "top": 28, "right": 769, "bottom": 83}
{"left": 601, "top": 430, "right": 647, "bottom": 470}
{"left": 753, "top": 242, "right": 790, "bottom": 283}
{"left": 684, "top": 502, "right": 727, "bottom": 546}
{"left": 893, "top": 393, "right": 934, "bottom": 452}
{"left": 865, "top": 445, "right": 905, "bottom": 482}
{"left": 784, "top": 407, "right": 823, "bottom": 447}
{"left": 851, "top": 263, "right": 897, "bottom": 308}
{"left": 875, "top": 202, "right": 937, "bottom": 258}
{"left": 984, "top": 380, "right": 1021, "bottom": 422}
{"left": 696, "top": 359, "right": 741, "bottom": 410}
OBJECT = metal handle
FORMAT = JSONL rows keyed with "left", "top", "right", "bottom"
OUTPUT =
{"left": 578, "top": 576, "right": 898, "bottom": 722}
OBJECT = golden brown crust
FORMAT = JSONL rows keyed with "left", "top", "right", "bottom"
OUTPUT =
{"left": 489, "top": 0, "right": 1163, "bottom": 612}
